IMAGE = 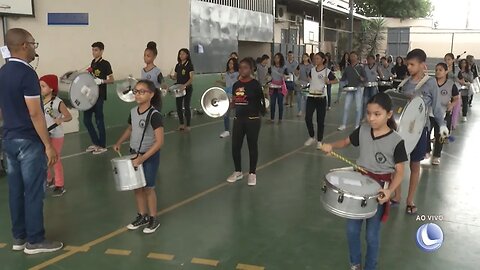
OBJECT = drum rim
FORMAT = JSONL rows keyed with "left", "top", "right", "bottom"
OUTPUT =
{"left": 343, "top": 86, "right": 358, "bottom": 91}
{"left": 323, "top": 179, "right": 381, "bottom": 199}
{"left": 322, "top": 201, "right": 378, "bottom": 219}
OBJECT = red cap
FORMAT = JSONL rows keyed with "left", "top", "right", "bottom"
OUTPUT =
{"left": 39, "top": 74, "right": 59, "bottom": 95}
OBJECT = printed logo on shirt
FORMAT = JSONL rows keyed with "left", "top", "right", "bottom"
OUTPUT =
{"left": 94, "top": 69, "right": 101, "bottom": 77}
{"left": 317, "top": 73, "right": 325, "bottom": 80}
{"left": 440, "top": 89, "right": 448, "bottom": 96}
{"left": 139, "top": 119, "right": 146, "bottom": 129}
{"left": 45, "top": 107, "right": 54, "bottom": 118}
{"left": 234, "top": 87, "right": 248, "bottom": 105}
{"left": 146, "top": 74, "right": 152, "bottom": 80}
{"left": 375, "top": 152, "right": 387, "bottom": 164}
{"left": 182, "top": 69, "right": 186, "bottom": 76}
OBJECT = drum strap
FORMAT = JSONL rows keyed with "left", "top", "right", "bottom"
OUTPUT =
{"left": 397, "top": 74, "right": 430, "bottom": 94}
{"left": 134, "top": 107, "right": 155, "bottom": 158}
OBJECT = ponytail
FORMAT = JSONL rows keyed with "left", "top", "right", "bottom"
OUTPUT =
{"left": 387, "top": 117, "right": 397, "bottom": 130}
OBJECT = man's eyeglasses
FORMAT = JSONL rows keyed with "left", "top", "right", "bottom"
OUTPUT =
{"left": 26, "top": 42, "right": 39, "bottom": 49}
{"left": 132, "top": 89, "right": 152, "bottom": 95}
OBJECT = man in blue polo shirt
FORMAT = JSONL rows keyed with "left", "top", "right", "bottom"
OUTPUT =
{"left": 0, "top": 28, "right": 63, "bottom": 254}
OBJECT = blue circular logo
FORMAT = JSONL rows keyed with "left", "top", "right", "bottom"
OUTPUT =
{"left": 416, "top": 223, "right": 444, "bottom": 252}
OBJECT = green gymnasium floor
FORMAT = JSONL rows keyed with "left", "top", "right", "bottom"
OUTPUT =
{"left": 1, "top": 78, "right": 479, "bottom": 270}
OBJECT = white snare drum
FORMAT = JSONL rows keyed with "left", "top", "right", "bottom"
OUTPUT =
{"left": 343, "top": 86, "right": 358, "bottom": 92}
{"left": 285, "top": 73, "right": 294, "bottom": 82}
{"left": 378, "top": 80, "right": 393, "bottom": 87}
{"left": 111, "top": 155, "right": 146, "bottom": 191}
{"left": 268, "top": 83, "right": 282, "bottom": 89}
{"left": 385, "top": 90, "right": 427, "bottom": 154}
{"left": 321, "top": 171, "right": 381, "bottom": 219}
{"left": 169, "top": 84, "right": 186, "bottom": 98}
{"left": 365, "top": 81, "right": 378, "bottom": 87}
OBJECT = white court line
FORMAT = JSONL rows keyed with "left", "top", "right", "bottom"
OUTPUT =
{"left": 61, "top": 120, "right": 222, "bottom": 160}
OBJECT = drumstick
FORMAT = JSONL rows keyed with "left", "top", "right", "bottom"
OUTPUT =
{"left": 115, "top": 150, "right": 122, "bottom": 157}
{"left": 330, "top": 151, "right": 368, "bottom": 174}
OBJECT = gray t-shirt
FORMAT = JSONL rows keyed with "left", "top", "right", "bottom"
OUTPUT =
{"left": 401, "top": 76, "right": 446, "bottom": 127}
{"left": 256, "top": 64, "right": 269, "bottom": 85}
{"left": 286, "top": 59, "right": 299, "bottom": 74}
{"left": 297, "top": 63, "right": 314, "bottom": 83}
{"left": 378, "top": 64, "right": 393, "bottom": 80}
{"left": 341, "top": 63, "right": 366, "bottom": 87}
{"left": 128, "top": 106, "right": 163, "bottom": 153}
{"left": 349, "top": 124, "right": 408, "bottom": 174}
{"left": 270, "top": 66, "right": 288, "bottom": 82}
{"left": 364, "top": 64, "right": 378, "bottom": 83}
{"left": 437, "top": 79, "right": 459, "bottom": 111}
{"left": 141, "top": 66, "right": 162, "bottom": 89}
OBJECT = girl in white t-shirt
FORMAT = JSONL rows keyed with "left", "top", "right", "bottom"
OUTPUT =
{"left": 40, "top": 74, "right": 72, "bottom": 197}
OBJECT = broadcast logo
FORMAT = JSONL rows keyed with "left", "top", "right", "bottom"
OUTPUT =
{"left": 416, "top": 223, "right": 444, "bottom": 252}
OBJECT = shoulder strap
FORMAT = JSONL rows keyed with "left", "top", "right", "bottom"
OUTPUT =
{"left": 136, "top": 107, "right": 155, "bottom": 155}
{"left": 398, "top": 74, "right": 430, "bottom": 93}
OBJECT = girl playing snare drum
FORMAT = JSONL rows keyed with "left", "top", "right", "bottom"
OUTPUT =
{"left": 321, "top": 93, "right": 408, "bottom": 270}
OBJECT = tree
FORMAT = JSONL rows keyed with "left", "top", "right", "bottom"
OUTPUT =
{"left": 354, "top": 0, "right": 433, "bottom": 19}
{"left": 353, "top": 18, "right": 386, "bottom": 58}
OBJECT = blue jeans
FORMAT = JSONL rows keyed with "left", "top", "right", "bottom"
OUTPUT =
{"left": 342, "top": 87, "right": 364, "bottom": 127}
{"left": 336, "top": 80, "right": 348, "bottom": 102}
{"left": 363, "top": 86, "right": 378, "bottom": 118}
{"left": 296, "top": 91, "right": 307, "bottom": 114}
{"left": 270, "top": 91, "right": 284, "bottom": 120}
{"left": 223, "top": 108, "right": 231, "bottom": 131}
{"left": 347, "top": 204, "right": 385, "bottom": 270}
{"left": 83, "top": 99, "right": 106, "bottom": 148}
{"left": 3, "top": 139, "right": 47, "bottom": 244}
{"left": 142, "top": 151, "right": 160, "bottom": 188}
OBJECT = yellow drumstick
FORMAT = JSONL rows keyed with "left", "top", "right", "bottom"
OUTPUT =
{"left": 330, "top": 151, "right": 368, "bottom": 175}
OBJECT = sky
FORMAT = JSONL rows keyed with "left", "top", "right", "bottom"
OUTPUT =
{"left": 430, "top": 0, "right": 480, "bottom": 29}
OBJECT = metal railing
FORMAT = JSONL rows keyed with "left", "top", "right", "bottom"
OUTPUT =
{"left": 197, "top": 0, "right": 274, "bottom": 14}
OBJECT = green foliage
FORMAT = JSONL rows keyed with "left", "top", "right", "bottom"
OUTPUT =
{"left": 353, "top": 18, "right": 386, "bottom": 57}
{"left": 355, "top": 0, "right": 433, "bottom": 19}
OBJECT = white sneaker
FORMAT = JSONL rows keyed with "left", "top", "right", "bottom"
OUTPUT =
{"left": 227, "top": 172, "right": 243, "bottom": 183}
{"left": 431, "top": 157, "right": 441, "bottom": 165}
{"left": 462, "top": 116, "right": 467, "bottom": 122}
{"left": 316, "top": 141, "right": 323, "bottom": 150}
{"left": 92, "top": 147, "right": 108, "bottom": 155}
{"left": 304, "top": 137, "right": 316, "bottom": 146}
{"left": 355, "top": 125, "right": 360, "bottom": 129}
{"left": 220, "top": 131, "right": 230, "bottom": 138}
{"left": 85, "top": 145, "right": 97, "bottom": 152}
{"left": 297, "top": 111, "right": 302, "bottom": 117}
{"left": 337, "top": 125, "right": 346, "bottom": 131}
{"left": 247, "top": 174, "right": 256, "bottom": 186}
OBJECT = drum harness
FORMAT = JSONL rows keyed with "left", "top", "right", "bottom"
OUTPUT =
{"left": 129, "top": 108, "right": 155, "bottom": 159}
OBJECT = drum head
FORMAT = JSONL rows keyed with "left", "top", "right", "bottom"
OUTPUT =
{"left": 116, "top": 77, "right": 137, "bottom": 102}
{"left": 68, "top": 73, "right": 99, "bottom": 111}
{"left": 387, "top": 91, "right": 427, "bottom": 154}
{"left": 325, "top": 171, "right": 380, "bottom": 197}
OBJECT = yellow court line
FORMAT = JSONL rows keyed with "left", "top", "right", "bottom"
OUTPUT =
{"left": 29, "top": 129, "right": 340, "bottom": 270}
{"left": 63, "top": 245, "right": 90, "bottom": 252}
{"left": 147, "top": 252, "right": 175, "bottom": 261}
{"left": 105, "top": 249, "right": 132, "bottom": 256}
{"left": 0, "top": 243, "right": 7, "bottom": 248}
{"left": 236, "top": 263, "right": 265, "bottom": 270}
{"left": 191, "top": 257, "right": 219, "bottom": 267}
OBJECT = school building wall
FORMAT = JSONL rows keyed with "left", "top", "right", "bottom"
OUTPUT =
{"left": 2, "top": 0, "right": 190, "bottom": 80}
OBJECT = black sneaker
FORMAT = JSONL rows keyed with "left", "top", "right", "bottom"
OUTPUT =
{"left": 143, "top": 216, "right": 160, "bottom": 234}
{"left": 12, "top": 239, "right": 26, "bottom": 251}
{"left": 126, "top": 214, "right": 148, "bottom": 230}
{"left": 24, "top": 240, "right": 63, "bottom": 255}
{"left": 52, "top": 187, "right": 66, "bottom": 197}
{"left": 45, "top": 180, "right": 55, "bottom": 190}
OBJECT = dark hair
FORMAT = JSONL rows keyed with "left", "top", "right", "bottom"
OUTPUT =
{"left": 367, "top": 93, "right": 397, "bottom": 130}
{"left": 273, "top": 52, "right": 285, "bottom": 67}
{"left": 177, "top": 48, "right": 191, "bottom": 64}
{"left": 288, "top": 51, "right": 293, "bottom": 54}
{"left": 406, "top": 49, "right": 427, "bottom": 63}
{"left": 226, "top": 57, "right": 239, "bottom": 72}
{"left": 146, "top": 41, "right": 158, "bottom": 56}
{"left": 350, "top": 51, "right": 358, "bottom": 57}
{"left": 380, "top": 56, "right": 387, "bottom": 61}
{"left": 375, "top": 54, "right": 380, "bottom": 57}
{"left": 261, "top": 54, "right": 270, "bottom": 61}
{"left": 340, "top": 52, "right": 350, "bottom": 70}
{"left": 91, "top": 42, "right": 105, "bottom": 50}
{"left": 444, "top": 53, "right": 456, "bottom": 73}
{"left": 230, "top": 52, "right": 238, "bottom": 58}
{"left": 395, "top": 56, "right": 404, "bottom": 66}
{"left": 315, "top": 52, "right": 327, "bottom": 65}
{"left": 436, "top": 62, "right": 448, "bottom": 71}
{"left": 459, "top": 59, "right": 470, "bottom": 73}
{"left": 136, "top": 80, "right": 162, "bottom": 111}
{"left": 301, "top": 53, "right": 311, "bottom": 64}
{"left": 309, "top": 53, "right": 315, "bottom": 61}
{"left": 367, "top": 54, "right": 375, "bottom": 60}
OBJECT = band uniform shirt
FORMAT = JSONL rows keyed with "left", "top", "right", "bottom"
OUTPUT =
{"left": 437, "top": 79, "right": 459, "bottom": 113}
{"left": 175, "top": 61, "right": 194, "bottom": 86}
{"left": 378, "top": 64, "right": 393, "bottom": 81}
{"left": 350, "top": 124, "right": 408, "bottom": 174}
{"left": 141, "top": 66, "right": 163, "bottom": 89}
{"left": 44, "top": 96, "right": 65, "bottom": 138}
{"left": 128, "top": 106, "right": 163, "bottom": 153}
{"left": 90, "top": 58, "right": 113, "bottom": 101}
{"left": 364, "top": 64, "right": 379, "bottom": 83}
{"left": 285, "top": 59, "right": 299, "bottom": 77}
{"left": 341, "top": 63, "right": 366, "bottom": 87}
{"left": 308, "top": 67, "right": 336, "bottom": 97}
{"left": 297, "top": 63, "right": 314, "bottom": 84}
